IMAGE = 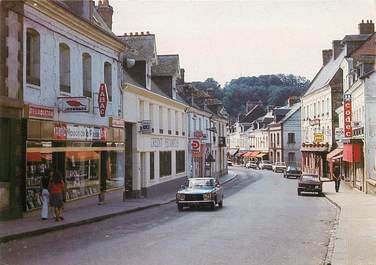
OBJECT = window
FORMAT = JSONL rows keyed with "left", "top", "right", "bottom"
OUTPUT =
{"left": 176, "top": 151, "right": 185, "bottom": 174}
{"left": 326, "top": 98, "right": 330, "bottom": 116}
{"left": 175, "top": 111, "right": 179, "bottom": 135}
{"left": 287, "top": 133, "right": 295, "bottom": 144}
{"left": 59, "top": 43, "right": 70, "bottom": 93}
{"left": 104, "top": 62, "right": 112, "bottom": 101}
{"left": 26, "top": 28, "right": 40, "bottom": 86}
{"left": 82, "top": 53, "right": 92, "bottom": 97}
{"left": 317, "top": 101, "right": 321, "bottom": 116}
{"left": 159, "top": 151, "right": 171, "bottom": 177}
{"left": 159, "top": 106, "right": 163, "bottom": 133}
{"left": 150, "top": 152, "right": 154, "bottom": 180}
{"left": 168, "top": 109, "right": 172, "bottom": 134}
{"left": 288, "top": 152, "right": 296, "bottom": 162}
{"left": 313, "top": 102, "right": 316, "bottom": 118}
{"left": 322, "top": 100, "right": 324, "bottom": 116}
{"left": 139, "top": 100, "right": 144, "bottom": 120}
{"left": 149, "top": 104, "right": 154, "bottom": 130}
{"left": 181, "top": 113, "right": 185, "bottom": 135}
{"left": 277, "top": 133, "right": 280, "bottom": 145}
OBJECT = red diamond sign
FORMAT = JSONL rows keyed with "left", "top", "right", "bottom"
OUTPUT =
{"left": 98, "top": 83, "right": 108, "bottom": 117}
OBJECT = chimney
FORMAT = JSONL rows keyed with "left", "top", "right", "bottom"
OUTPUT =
{"left": 146, "top": 31, "right": 150, "bottom": 35}
{"left": 332, "top": 40, "right": 344, "bottom": 60}
{"left": 96, "top": 0, "right": 113, "bottom": 30}
{"left": 322, "top": 49, "right": 333, "bottom": 66}
{"left": 359, "top": 19, "right": 375, "bottom": 34}
{"left": 62, "top": 0, "right": 93, "bottom": 21}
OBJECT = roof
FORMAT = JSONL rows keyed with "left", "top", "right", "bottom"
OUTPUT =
{"left": 240, "top": 105, "right": 266, "bottom": 123}
{"left": 342, "top": 34, "right": 372, "bottom": 42}
{"left": 92, "top": 7, "right": 112, "bottom": 34}
{"left": 304, "top": 49, "right": 346, "bottom": 96}
{"left": 279, "top": 103, "right": 301, "bottom": 124}
{"left": 118, "top": 33, "right": 157, "bottom": 62}
{"left": 152, "top": 55, "right": 180, "bottom": 77}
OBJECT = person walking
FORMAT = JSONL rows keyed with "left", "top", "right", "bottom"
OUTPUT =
{"left": 333, "top": 165, "right": 341, "bottom": 192}
{"left": 40, "top": 170, "right": 52, "bottom": 220}
{"left": 48, "top": 171, "right": 65, "bottom": 221}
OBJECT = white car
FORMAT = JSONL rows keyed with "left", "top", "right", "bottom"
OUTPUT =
{"left": 273, "top": 162, "right": 287, "bottom": 173}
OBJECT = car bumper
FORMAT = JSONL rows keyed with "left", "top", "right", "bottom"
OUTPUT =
{"left": 177, "top": 200, "right": 214, "bottom": 204}
{"left": 286, "top": 174, "right": 301, "bottom": 177}
{"left": 298, "top": 187, "right": 322, "bottom": 193}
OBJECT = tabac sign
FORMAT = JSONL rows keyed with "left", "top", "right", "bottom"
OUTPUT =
{"left": 344, "top": 94, "right": 352, "bottom": 138}
{"left": 98, "top": 83, "right": 108, "bottom": 117}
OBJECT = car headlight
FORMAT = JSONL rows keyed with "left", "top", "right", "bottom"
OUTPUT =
{"left": 176, "top": 193, "right": 185, "bottom": 201}
{"left": 203, "top": 193, "right": 212, "bottom": 200}
{"left": 315, "top": 185, "right": 319, "bottom": 189}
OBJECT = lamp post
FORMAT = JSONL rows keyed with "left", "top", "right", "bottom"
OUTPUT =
{"left": 205, "top": 117, "right": 217, "bottom": 177}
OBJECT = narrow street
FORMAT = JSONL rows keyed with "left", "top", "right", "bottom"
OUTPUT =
{"left": 1, "top": 167, "right": 336, "bottom": 265}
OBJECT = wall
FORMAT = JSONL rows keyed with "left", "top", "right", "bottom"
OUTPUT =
{"left": 283, "top": 108, "right": 301, "bottom": 165}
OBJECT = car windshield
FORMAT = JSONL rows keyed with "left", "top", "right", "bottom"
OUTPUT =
{"left": 288, "top": 166, "right": 300, "bottom": 171}
{"left": 276, "top": 162, "right": 286, "bottom": 166}
{"left": 301, "top": 175, "right": 319, "bottom": 181}
{"left": 262, "top": 161, "right": 271, "bottom": 164}
{"left": 188, "top": 179, "right": 215, "bottom": 189}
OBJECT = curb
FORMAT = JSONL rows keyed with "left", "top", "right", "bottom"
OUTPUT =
{"left": 322, "top": 193, "right": 342, "bottom": 265}
{"left": 0, "top": 173, "right": 238, "bottom": 244}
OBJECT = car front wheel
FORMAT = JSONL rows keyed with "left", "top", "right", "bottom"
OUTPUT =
{"left": 177, "top": 203, "right": 184, "bottom": 211}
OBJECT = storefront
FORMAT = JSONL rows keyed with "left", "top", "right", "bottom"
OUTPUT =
{"left": 301, "top": 143, "right": 329, "bottom": 177}
{"left": 343, "top": 139, "right": 364, "bottom": 191}
{"left": 24, "top": 106, "right": 125, "bottom": 211}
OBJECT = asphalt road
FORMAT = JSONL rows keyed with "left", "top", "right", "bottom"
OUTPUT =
{"left": 0, "top": 167, "right": 336, "bottom": 265}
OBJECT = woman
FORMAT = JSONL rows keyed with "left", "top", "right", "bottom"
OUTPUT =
{"left": 48, "top": 171, "right": 65, "bottom": 221}
{"left": 40, "top": 170, "right": 52, "bottom": 220}
{"left": 333, "top": 165, "right": 341, "bottom": 193}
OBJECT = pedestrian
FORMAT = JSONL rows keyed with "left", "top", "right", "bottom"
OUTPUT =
{"left": 48, "top": 171, "right": 65, "bottom": 221}
{"left": 333, "top": 165, "right": 341, "bottom": 192}
{"left": 40, "top": 170, "right": 52, "bottom": 220}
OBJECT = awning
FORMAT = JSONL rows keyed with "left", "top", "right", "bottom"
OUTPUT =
{"left": 326, "top": 148, "right": 343, "bottom": 161}
{"left": 227, "top": 148, "right": 239, "bottom": 156}
{"left": 256, "top": 152, "right": 268, "bottom": 158}
{"left": 243, "top": 151, "right": 254, "bottom": 158}
{"left": 66, "top": 151, "right": 100, "bottom": 161}
{"left": 235, "top": 150, "right": 248, "bottom": 158}
{"left": 343, "top": 143, "right": 362, "bottom": 162}
{"left": 27, "top": 152, "right": 52, "bottom": 161}
{"left": 332, "top": 154, "right": 343, "bottom": 160}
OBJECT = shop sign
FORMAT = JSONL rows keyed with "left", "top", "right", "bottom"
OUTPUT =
{"left": 344, "top": 94, "right": 352, "bottom": 137}
{"left": 191, "top": 139, "right": 202, "bottom": 158}
{"left": 53, "top": 124, "right": 107, "bottom": 141}
{"left": 150, "top": 137, "right": 179, "bottom": 148}
{"left": 58, "top": 97, "right": 90, "bottom": 112}
{"left": 53, "top": 123, "right": 67, "bottom": 140}
{"left": 194, "top": 131, "right": 204, "bottom": 138}
{"left": 140, "top": 120, "right": 151, "bottom": 134}
{"left": 98, "top": 83, "right": 108, "bottom": 117}
{"left": 309, "top": 118, "right": 320, "bottom": 126}
{"left": 335, "top": 127, "right": 344, "bottom": 141}
{"left": 110, "top": 117, "right": 124, "bottom": 128}
{"left": 314, "top": 132, "right": 324, "bottom": 143}
{"left": 26, "top": 104, "right": 55, "bottom": 120}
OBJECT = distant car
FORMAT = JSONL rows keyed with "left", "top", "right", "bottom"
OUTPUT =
{"left": 246, "top": 161, "right": 258, "bottom": 169}
{"left": 227, "top": 161, "right": 233, "bottom": 166}
{"left": 284, "top": 166, "right": 302, "bottom": 178}
{"left": 176, "top": 177, "right": 224, "bottom": 211}
{"left": 297, "top": 174, "right": 323, "bottom": 196}
{"left": 273, "top": 162, "right": 287, "bottom": 173}
{"left": 259, "top": 160, "right": 273, "bottom": 170}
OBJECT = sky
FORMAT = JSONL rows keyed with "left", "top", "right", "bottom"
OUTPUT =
{"left": 111, "top": 0, "right": 376, "bottom": 86}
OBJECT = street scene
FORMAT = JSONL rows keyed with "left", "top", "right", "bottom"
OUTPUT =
{"left": 0, "top": 0, "right": 376, "bottom": 264}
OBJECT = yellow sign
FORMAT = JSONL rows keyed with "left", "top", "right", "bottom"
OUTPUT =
{"left": 314, "top": 133, "right": 324, "bottom": 143}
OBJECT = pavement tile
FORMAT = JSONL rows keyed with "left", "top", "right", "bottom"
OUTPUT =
{"left": 323, "top": 181, "right": 376, "bottom": 265}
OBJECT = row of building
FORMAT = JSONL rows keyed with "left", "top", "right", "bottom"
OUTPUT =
{"left": 0, "top": 0, "right": 227, "bottom": 220}
{"left": 227, "top": 20, "right": 376, "bottom": 196}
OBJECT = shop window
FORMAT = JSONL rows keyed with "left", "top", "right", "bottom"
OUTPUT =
{"left": 59, "top": 43, "right": 71, "bottom": 93}
{"left": 106, "top": 148, "right": 125, "bottom": 190}
{"left": 176, "top": 151, "right": 185, "bottom": 174}
{"left": 26, "top": 28, "right": 40, "bottom": 86}
{"left": 288, "top": 152, "right": 296, "bottom": 162}
{"left": 82, "top": 53, "right": 92, "bottom": 98}
{"left": 65, "top": 151, "right": 100, "bottom": 200}
{"left": 159, "top": 151, "right": 171, "bottom": 177}
{"left": 287, "top": 133, "right": 295, "bottom": 144}
{"left": 150, "top": 152, "right": 155, "bottom": 180}
{"left": 104, "top": 62, "right": 112, "bottom": 102}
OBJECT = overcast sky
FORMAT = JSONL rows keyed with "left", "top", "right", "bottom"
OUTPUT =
{"left": 111, "top": 0, "right": 375, "bottom": 86}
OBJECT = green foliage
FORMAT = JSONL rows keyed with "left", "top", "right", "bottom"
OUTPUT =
{"left": 193, "top": 74, "right": 310, "bottom": 118}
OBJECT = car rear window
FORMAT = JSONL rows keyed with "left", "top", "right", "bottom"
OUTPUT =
{"left": 301, "top": 175, "right": 319, "bottom": 181}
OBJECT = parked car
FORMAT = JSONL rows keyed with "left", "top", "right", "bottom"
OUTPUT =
{"left": 176, "top": 177, "right": 224, "bottom": 211}
{"left": 297, "top": 174, "right": 323, "bottom": 196}
{"left": 227, "top": 161, "right": 233, "bottom": 166}
{"left": 284, "top": 166, "right": 302, "bottom": 178}
{"left": 272, "top": 162, "right": 287, "bottom": 173}
{"left": 259, "top": 160, "right": 273, "bottom": 170}
{"left": 246, "top": 161, "right": 258, "bottom": 169}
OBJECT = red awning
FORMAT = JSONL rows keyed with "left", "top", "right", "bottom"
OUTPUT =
{"left": 243, "top": 151, "right": 254, "bottom": 158}
{"left": 27, "top": 152, "right": 52, "bottom": 161}
{"left": 343, "top": 143, "right": 362, "bottom": 163}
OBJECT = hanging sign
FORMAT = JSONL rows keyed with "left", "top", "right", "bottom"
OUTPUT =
{"left": 191, "top": 139, "right": 202, "bottom": 157}
{"left": 314, "top": 132, "right": 324, "bottom": 143}
{"left": 344, "top": 94, "right": 352, "bottom": 138}
{"left": 98, "top": 83, "right": 108, "bottom": 117}
{"left": 58, "top": 97, "right": 90, "bottom": 112}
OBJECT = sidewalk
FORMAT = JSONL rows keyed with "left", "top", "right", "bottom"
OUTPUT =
{"left": 323, "top": 181, "right": 376, "bottom": 265}
{"left": 0, "top": 172, "right": 237, "bottom": 243}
